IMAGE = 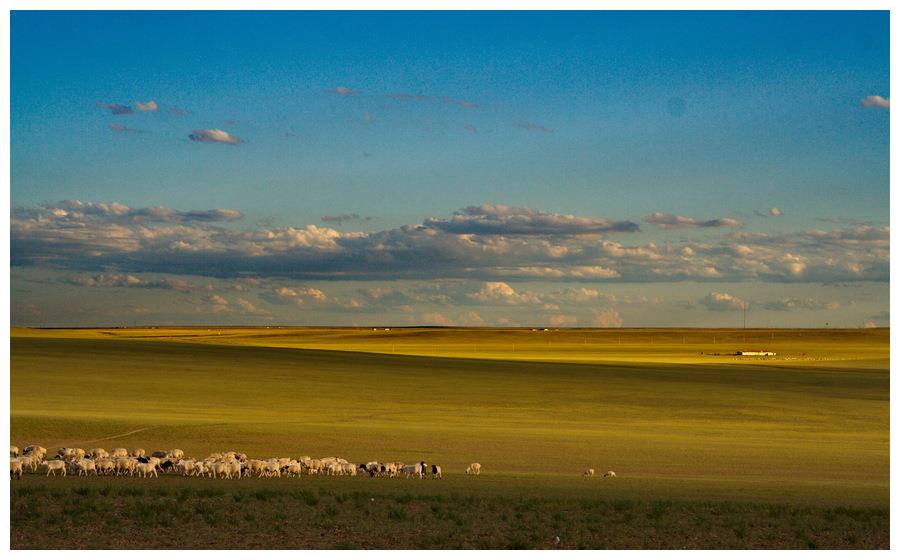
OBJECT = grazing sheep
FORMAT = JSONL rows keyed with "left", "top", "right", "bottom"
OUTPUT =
{"left": 583, "top": 468, "right": 595, "bottom": 477}
{"left": 177, "top": 459, "right": 197, "bottom": 476}
{"left": 284, "top": 462, "right": 303, "bottom": 477}
{"left": 19, "top": 453, "right": 40, "bottom": 473}
{"left": 261, "top": 461, "right": 281, "bottom": 478}
{"left": 23, "top": 445, "right": 46, "bottom": 460}
{"left": 603, "top": 471, "right": 616, "bottom": 478}
{"left": 465, "top": 462, "right": 481, "bottom": 475}
{"left": 96, "top": 458, "right": 117, "bottom": 475}
{"left": 43, "top": 460, "right": 67, "bottom": 477}
{"left": 111, "top": 448, "right": 129, "bottom": 459}
{"left": 10, "top": 446, "right": 19, "bottom": 458}
{"left": 223, "top": 461, "right": 242, "bottom": 479}
{"left": 168, "top": 449, "right": 185, "bottom": 460}
{"left": 150, "top": 450, "right": 168, "bottom": 459}
{"left": 115, "top": 457, "right": 137, "bottom": 476}
{"left": 74, "top": 459, "right": 97, "bottom": 476}
{"left": 135, "top": 462, "right": 158, "bottom": 478}
{"left": 402, "top": 461, "right": 427, "bottom": 479}
{"left": 431, "top": 464, "right": 442, "bottom": 479}
{"left": 10, "top": 459, "right": 23, "bottom": 480}
{"left": 131, "top": 448, "right": 146, "bottom": 458}
{"left": 245, "top": 459, "right": 264, "bottom": 478}
{"left": 89, "top": 448, "right": 108, "bottom": 459}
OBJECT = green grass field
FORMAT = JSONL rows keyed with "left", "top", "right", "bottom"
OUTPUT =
{"left": 10, "top": 327, "right": 889, "bottom": 548}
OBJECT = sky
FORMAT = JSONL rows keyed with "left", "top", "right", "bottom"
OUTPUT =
{"left": 10, "top": 10, "right": 890, "bottom": 327}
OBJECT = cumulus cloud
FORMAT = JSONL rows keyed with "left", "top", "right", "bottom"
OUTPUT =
{"left": 203, "top": 293, "right": 230, "bottom": 313}
{"left": 513, "top": 122, "right": 554, "bottom": 133}
{"left": 759, "top": 298, "right": 840, "bottom": 311}
{"left": 235, "top": 298, "right": 262, "bottom": 313}
{"left": 63, "top": 273, "right": 193, "bottom": 292}
{"left": 645, "top": 212, "right": 741, "bottom": 229}
{"left": 134, "top": 100, "right": 159, "bottom": 112}
{"left": 426, "top": 205, "right": 639, "bottom": 236}
{"left": 188, "top": 129, "right": 243, "bottom": 145}
{"left": 19, "top": 200, "right": 243, "bottom": 224}
{"left": 97, "top": 103, "right": 133, "bottom": 115}
{"left": 420, "top": 312, "right": 452, "bottom": 326}
{"left": 10, "top": 201, "right": 890, "bottom": 284}
{"left": 860, "top": 95, "right": 890, "bottom": 109}
{"left": 259, "top": 286, "right": 327, "bottom": 307}
{"left": 548, "top": 314, "right": 578, "bottom": 326}
{"left": 769, "top": 207, "right": 782, "bottom": 217}
{"left": 699, "top": 292, "right": 747, "bottom": 311}
{"left": 321, "top": 213, "right": 372, "bottom": 225}
{"left": 468, "top": 282, "right": 541, "bottom": 305}
{"left": 591, "top": 308, "right": 623, "bottom": 328}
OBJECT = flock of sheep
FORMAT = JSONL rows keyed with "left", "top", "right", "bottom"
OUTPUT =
{"left": 10, "top": 444, "right": 485, "bottom": 481}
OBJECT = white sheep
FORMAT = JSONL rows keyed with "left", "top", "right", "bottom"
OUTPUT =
{"left": 10, "top": 459, "right": 23, "bottom": 479}
{"left": 23, "top": 445, "right": 46, "bottom": 460}
{"left": 96, "top": 458, "right": 117, "bottom": 475}
{"left": 465, "top": 462, "right": 481, "bottom": 475}
{"left": 135, "top": 462, "right": 158, "bottom": 478}
{"left": 131, "top": 448, "right": 146, "bottom": 458}
{"left": 284, "top": 462, "right": 303, "bottom": 477}
{"left": 10, "top": 446, "right": 19, "bottom": 458}
{"left": 261, "top": 461, "right": 281, "bottom": 478}
{"left": 43, "top": 459, "right": 67, "bottom": 477}
{"left": 111, "top": 448, "right": 129, "bottom": 459}
{"left": 74, "top": 459, "right": 97, "bottom": 476}
{"left": 115, "top": 457, "right": 137, "bottom": 476}
{"left": 603, "top": 471, "right": 616, "bottom": 478}
{"left": 19, "top": 453, "right": 40, "bottom": 473}
{"left": 431, "top": 464, "right": 442, "bottom": 479}
{"left": 223, "top": 461, "right": 242, "bottom": 479}
{"left": 583, "top": 468, "right": 595, "bottom": 477}
{"left": 402, "top": 461, "right": 427, "bottom": 479}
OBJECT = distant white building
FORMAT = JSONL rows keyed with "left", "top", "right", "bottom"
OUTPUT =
{"left": 737, "top": 350, "right": 776, "bottom": 356}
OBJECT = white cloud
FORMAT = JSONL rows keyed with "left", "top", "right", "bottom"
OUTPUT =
{"left": 11, "top": 202, "right": 890, "bottom": 284}
{"left": 759, "top": 298, "right": 840, "bottom": 311}
{"left": 426, "top": 204, "right": 638, "bottom": 235}
{"left": 700, "top": 292, "right": 747, "bottom": 311}
{"left": 548, "top": 314, "right": 577, "bottom": 326}
{"left": 468, "top": 282, "right": 541, "bottom": 305}
{"left": 134, "top": 100, "right": 159, "bottom": 112}
{"left": 188, "top": 129, "right": 243, "bottom": 145}
{"left": 260, "top": 286, "right": 327, "bottom": 307}
{"left": 860, "top": 95, "right": 890, "bottom": 109}
{"left": 645, "top": 212, "right": 741, "bottom": 229}
{"left": 769, "top": 207, "right": 782, "bottom": 217}
{"left": 591, "top": 308, "right": 623, "bottom": 327}
{"left": 235, "top": 298, "right": 263, "bottom": 314}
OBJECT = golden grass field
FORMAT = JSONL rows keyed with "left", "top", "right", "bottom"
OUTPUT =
{"left": 10, "top": 326, "right": 890, "bottom": 548}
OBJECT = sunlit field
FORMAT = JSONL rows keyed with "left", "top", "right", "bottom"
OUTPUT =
{"left": 10, "top": 327, "right": 889, "bottom": 548}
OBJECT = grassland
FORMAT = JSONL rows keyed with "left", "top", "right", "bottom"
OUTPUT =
{"left": 10, "top": 327, "right": 889, "bottom": 548}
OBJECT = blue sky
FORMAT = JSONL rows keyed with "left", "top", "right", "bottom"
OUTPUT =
{"left": 10, "top": 11, "right": 890, "bottom": 327}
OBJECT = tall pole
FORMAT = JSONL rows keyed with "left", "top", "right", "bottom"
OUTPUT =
{"left": 742, "top": 303, "right": 747, "bottom": 330}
